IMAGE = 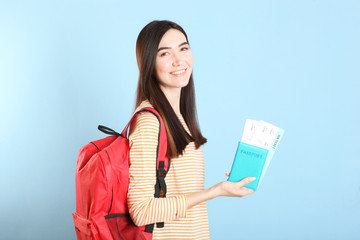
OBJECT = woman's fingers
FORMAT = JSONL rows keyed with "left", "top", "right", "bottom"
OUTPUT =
{"left": 240, "top": 187, "right": 255, "bottom": 196}
{"left": 220, "top": 178, "right": 256, "bottom": 197}
{"left": 237, "top": 177, "right": 256, "bottom": 187}
{"left": 222, "top": 174, "right": 256, "bottom": 197}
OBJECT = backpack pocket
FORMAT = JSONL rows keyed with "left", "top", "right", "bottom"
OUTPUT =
{"left": 72, "top": 212, "right": 95, "bottom": 240}
{"left": 105, "top": 213, "right": 151, "bottom": 240}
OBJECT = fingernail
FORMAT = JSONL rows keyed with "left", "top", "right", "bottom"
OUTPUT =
{"left": 250, "top": 177, "right": 256, "bottom": 181}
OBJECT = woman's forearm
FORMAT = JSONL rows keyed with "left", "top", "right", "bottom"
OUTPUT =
{"left": 186, "top": 183, "right": 222, "bottom": 209}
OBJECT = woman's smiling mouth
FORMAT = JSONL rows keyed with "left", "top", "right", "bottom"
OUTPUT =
{"left": 170, "top": 68, "right": 187, "bottom": 76}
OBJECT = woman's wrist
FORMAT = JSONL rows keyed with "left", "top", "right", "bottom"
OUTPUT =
{"left": 207, "top": 181, "right": 225, "bottom": 199}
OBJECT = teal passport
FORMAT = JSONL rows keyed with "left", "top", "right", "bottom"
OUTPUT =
{"left": 228, "top": 142, "right": 269, "bottom": 191}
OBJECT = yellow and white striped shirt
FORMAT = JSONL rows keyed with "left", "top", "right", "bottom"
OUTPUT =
{"left": 127, "top": 100, "right": 210, "bottom": 239}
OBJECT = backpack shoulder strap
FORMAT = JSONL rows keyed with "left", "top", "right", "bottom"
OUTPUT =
{"left": 121, "top": 107, "right": 170, "bottom": 175}
{"left": 123, "top": 107, "right": 170, "bottom": 232}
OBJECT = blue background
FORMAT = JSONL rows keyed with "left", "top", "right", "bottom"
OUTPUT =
{"left": 1, "top": 1, "right": 359, "bottom": 239}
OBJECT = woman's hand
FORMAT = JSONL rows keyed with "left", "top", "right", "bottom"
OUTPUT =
{"left": 216, "top": 172, "right": 256, "bottom": 198}
{"left": 186, "top": 172, "right": 256, "bottom": 209}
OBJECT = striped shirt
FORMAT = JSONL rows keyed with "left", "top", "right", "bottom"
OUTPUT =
{"left": 127, "top": 100, "right": 210, "bottom": 239}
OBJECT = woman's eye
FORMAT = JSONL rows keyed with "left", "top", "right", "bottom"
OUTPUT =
{"left": 160, "top": 52, "right": 169, "bottom": 57}
{"left": 181, "top": 47, "right": 189, "bottom": 51}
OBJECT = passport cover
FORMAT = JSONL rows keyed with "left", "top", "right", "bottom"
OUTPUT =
{"left": 228, "top": 142, "right": 269, "bottom": 191}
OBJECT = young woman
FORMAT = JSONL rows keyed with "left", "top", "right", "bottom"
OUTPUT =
{"left": 127, "top": 20, "right": 256, "bottom": 239}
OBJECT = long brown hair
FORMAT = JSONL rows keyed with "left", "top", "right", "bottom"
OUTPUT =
{"left": 134, "top": 20, "right": 207, "bottom": 159}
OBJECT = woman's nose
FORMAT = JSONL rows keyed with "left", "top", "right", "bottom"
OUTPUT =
{"left": 172, "top": 53, "right": 183, "bottom": 66}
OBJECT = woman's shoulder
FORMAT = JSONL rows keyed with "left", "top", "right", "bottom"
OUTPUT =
{"left": 134, "top": 99, "right": 153, "bottom": 112}
{"left": 132, "top": 99, "right": 159, "bottom": 129}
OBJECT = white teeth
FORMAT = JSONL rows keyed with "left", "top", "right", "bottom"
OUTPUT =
{"left": 171, "top": 69, "right": 185, "bottom": 74}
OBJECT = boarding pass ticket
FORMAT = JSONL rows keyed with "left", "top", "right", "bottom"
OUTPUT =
{"left": 241, "top": 119, "right": 280, "bottom": 150}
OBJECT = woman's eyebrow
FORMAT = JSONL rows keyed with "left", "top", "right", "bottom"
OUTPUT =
{"left": 158, "top": 42, "right": 189, "bottom": 52}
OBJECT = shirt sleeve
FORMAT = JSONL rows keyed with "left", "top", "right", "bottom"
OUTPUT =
{"left": 127, "top": 111, "right": 188, "bottom": 227}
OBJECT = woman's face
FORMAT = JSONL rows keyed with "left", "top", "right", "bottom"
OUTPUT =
{"left": 154, "top": 28, "right": 193, "bottom": 93}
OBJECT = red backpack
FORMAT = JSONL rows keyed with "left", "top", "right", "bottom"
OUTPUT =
{"left": 72, "top": 107, "right": 170, "bottom": 240}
